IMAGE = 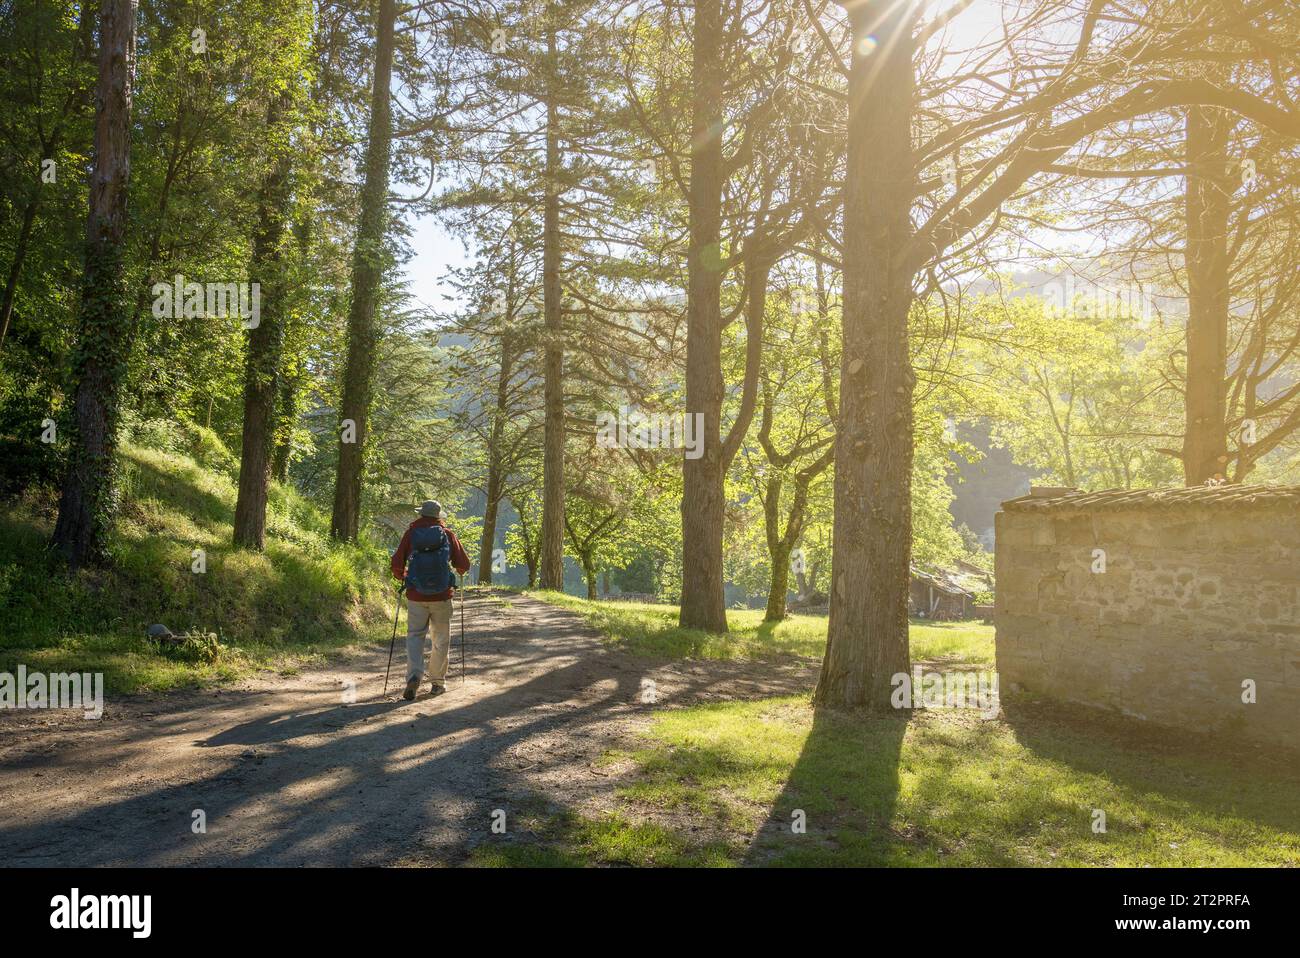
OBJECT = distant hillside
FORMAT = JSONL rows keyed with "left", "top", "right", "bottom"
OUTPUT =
{"left": 947, "top": 421, "right": 1036, "bottom": 552}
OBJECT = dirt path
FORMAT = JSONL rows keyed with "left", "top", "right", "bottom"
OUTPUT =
{"left": 0, "top": 592, "right": 815, "bottom": 866}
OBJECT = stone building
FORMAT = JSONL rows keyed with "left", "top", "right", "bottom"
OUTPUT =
{"left": 994, "top": 485, "right": 1300, "bottom": 748}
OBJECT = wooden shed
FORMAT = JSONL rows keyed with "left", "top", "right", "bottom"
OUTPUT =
{"left": 908, "top": 564, "right": 992, "bottom": 620}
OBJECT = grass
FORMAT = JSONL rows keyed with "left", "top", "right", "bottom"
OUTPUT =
{"left": 525, "top": 590, "right": 994, "bottom": 664}
{"left": 483, "top": 696, "right": 1300, "bottom": 869}
{"left": 0, "top": 434, "right": 395, "bottom": 694}
{"left": 465, "top": 801, "right": 735, "bottom": 868}
{"left": 605, "top": 697, "right": 1300, "bottom": 866}
{"left": 512, "top": 592, "right": 1299, "bottom": 867}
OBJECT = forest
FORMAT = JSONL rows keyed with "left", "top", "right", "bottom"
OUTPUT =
{"left": 2, "top": 0, "right": 1300, "bottom": 883}
{"left": 2, "top": 0, "right": 1299, "bottom": 712}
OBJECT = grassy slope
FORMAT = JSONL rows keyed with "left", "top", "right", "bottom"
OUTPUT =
{"left": 489, "top": 592, "right": 1300, "bottom": 867}
{"left": 0, "top": 438, "right": 394, "bottom": 693}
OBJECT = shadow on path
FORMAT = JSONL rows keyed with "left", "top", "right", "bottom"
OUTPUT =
{"left": 0, "top": 593, "right": 815, "bottom": 866}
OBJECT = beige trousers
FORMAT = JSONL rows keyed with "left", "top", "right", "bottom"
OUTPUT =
{"left": 406, "top": 598, "right": 453, "bottom": 685}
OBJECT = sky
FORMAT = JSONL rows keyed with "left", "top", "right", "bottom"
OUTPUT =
{"left": 401, "top": 210, "right": 473, "bottom": 315}
{"left": 396, "top": 1, "right": 1022, "bottom": 316}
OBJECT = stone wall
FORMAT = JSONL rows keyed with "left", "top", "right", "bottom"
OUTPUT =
{"left": 994, "top": 486, "right": 1300, "bottom": 748}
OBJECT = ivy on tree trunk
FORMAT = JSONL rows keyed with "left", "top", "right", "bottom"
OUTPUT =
{"left": 233, "top": 94, "right": 294, "bottom": 551}
{"left": 51, "top": 0, "right": 138, "bottom": 569}
{"left": 330, "top": 0, "right": 396, "bottom": 542}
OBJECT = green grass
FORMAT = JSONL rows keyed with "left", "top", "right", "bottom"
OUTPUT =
{"left": 525, "top": 590, "right": 994, "bottom": 664}
{"left": 0, "top": 436, "right": 395, "bottom": 694}
{"left": 464, "top": 801, "right": 735, "bottom": 868}
{"left": 514, "top": 592, "right": 1298, "bottom": 867}
{"left": 603, "top": 697, "right": 1300, "bottom": 866}
{"left": 485, "top": 695, "right": 1300, "bottom": 868}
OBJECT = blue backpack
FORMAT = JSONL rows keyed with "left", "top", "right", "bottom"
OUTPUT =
{"left": 405, "top": 524, "right": 452, "bottom": 594}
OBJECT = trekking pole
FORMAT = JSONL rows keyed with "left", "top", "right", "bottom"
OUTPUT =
{"left": 459, "top": 573, "right": 466, "bottom": 685}
{"left": 383, "top": 584, "right": 405, "bottom": 698}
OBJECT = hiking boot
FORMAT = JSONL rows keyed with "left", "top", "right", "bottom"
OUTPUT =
{"left": 402, "top": 675, "right": 420, "bottom": 701}
{"left": 428, "top": 682, "right": 446, "bottom": 696}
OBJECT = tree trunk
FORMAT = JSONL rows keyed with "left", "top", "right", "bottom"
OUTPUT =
{"left": 584, "top": 558, "right": 597, "bottom": 600}
{"left": 50, "top": 0, "right": 138, "bottom": 569}
{"left": 766, "top": 549, "right": 792, "bottom": 620}
{"left": 271, "top": 366, "right": 298, "bottom": 482}
{"left": 330, "top": 0, "right": 395, "bottom": 541}
{"left": 233, "top": 97, "right": 293, "bottom": 550}
{"left": 477, "top": 473, "right": 501, "bottom": 584}
{"left": 478, "top": 329, "right": 514, "bottom": 584}
{"left": 678, "top": 0, "right": 728, "bottom": 634}
{"left": 538, "top": 26, "right": 566, "bottom": 590}
{"left": 1181, "top": 106, "right": 1233, "bottom": 486}
{"left": 817, "top": 0, "right": 916, "bottom": 710}
{"left": 762, "top": 460, "right": 825, "bottom": 620}
{"left": 511, "top": 496, "right": 540, "bottom": 587}
{"left": 271, "top": 216, "right": 313, "bottom": 483}
{"left": 0, "top": 197, "right": 39, "bottom": 351}
{"left": 759, "top": 478, "right": 790, "bottom": 621}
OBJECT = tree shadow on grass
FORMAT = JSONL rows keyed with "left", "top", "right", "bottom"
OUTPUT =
{"left": 743, "top": 705, "right": 910, "bottom": 866}
{"left": 1000, "top": 697, "right": 1300, "bottom": 836}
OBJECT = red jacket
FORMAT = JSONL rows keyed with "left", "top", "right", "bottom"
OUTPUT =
{"left": 391, "top": 517, "right": 472, "bottom": 601}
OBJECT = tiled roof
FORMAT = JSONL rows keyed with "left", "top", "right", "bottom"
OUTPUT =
{"left": 1001, "top": 484, "right": 1300, "bottom": 512}
{"left": 910, "top": 564, "right": 993, "bottom": 596}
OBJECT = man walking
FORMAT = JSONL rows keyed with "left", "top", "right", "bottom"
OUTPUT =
{"left": 390, "top": 500, "right": 472, "bottom": 700}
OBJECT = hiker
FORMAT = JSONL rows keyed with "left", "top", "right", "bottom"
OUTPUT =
{"left": 390, "top": 500, "right": 472, "bottom": 700}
